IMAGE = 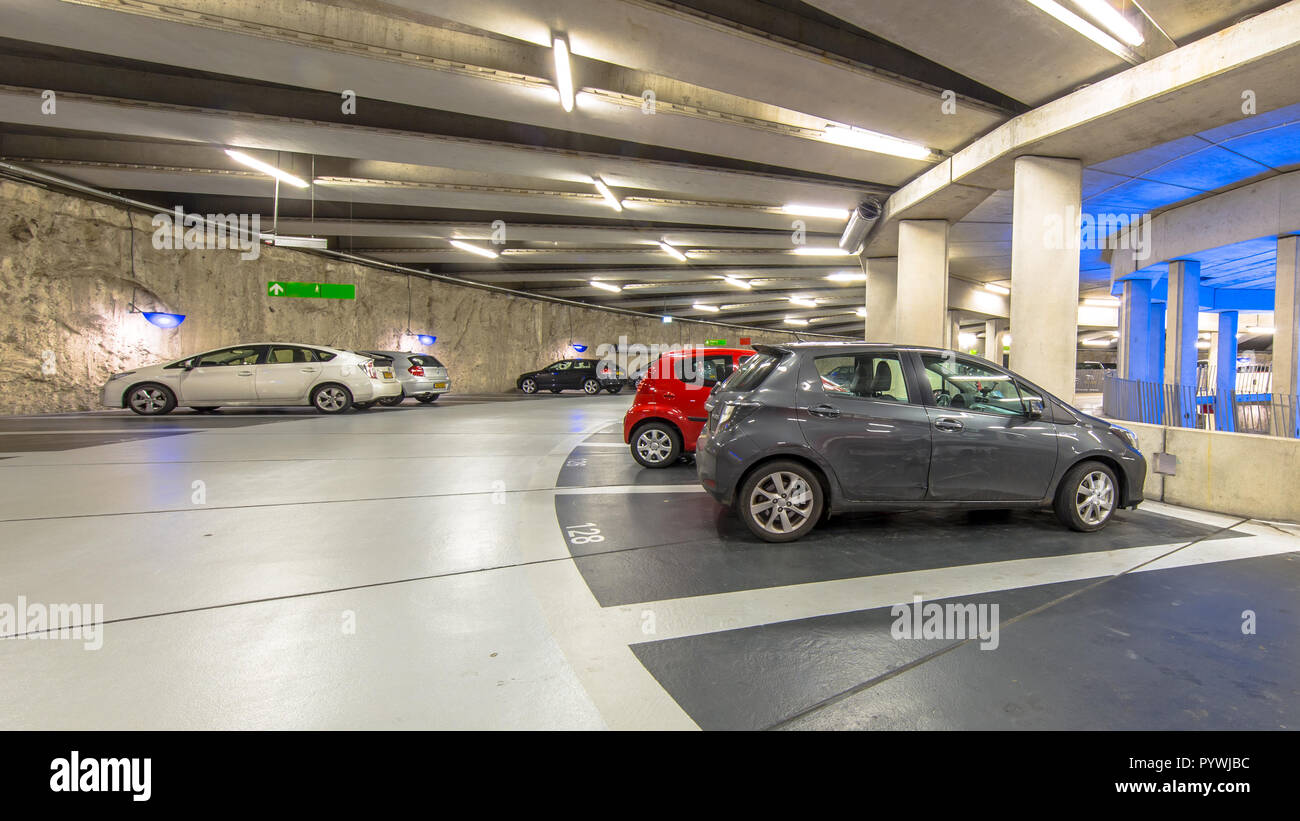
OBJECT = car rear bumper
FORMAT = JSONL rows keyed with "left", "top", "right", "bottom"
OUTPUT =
{"left": 403, "top": 378, "right": 450, "bottom": 396}
{"left": 695, "top": 430, "right": 734, "bottom": 505}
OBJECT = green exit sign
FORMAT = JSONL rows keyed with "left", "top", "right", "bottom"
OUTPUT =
{"left": 704, "top": 339, "right": 727, "bottom": 346}
{"left": 267, "top": 281, "right": 355, "bottom": 300}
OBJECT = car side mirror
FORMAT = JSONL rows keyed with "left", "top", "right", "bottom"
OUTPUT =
{"left": 1025, "top": 398, "right": 1045, "bottom": 419}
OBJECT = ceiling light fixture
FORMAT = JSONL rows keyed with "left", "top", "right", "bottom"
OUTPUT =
{"left": 692, "top": 302, "right": 721, "bottom": 313}
{"left": 779, "top": 204, "right": 851, "bottom": 220}
{"left": 791, "top": 247, "right": 852, "bottom": 256}
{"left": 856, "top": 307, "right": 868, "bottom": 317}
{"left": 552, "top": 35, "right": 575, "bottom": 113}
{"left": 984, "top": 283, "right": 1011, "bottom": 295}
{"left": 825, "top": 271, "right": 867, "bottom": 283}
{"left": 1083, "top": 297, "right": 1120, "bottom": 306}
{"left": 448, "top": 239, "right": 499, "bottom": 259}
{"left": 1023, "top": 0, "right": 1135, "bottom": 60}
{"left": 821, "top": 125, "right": 934, "bottom": 160}
{"left": 225, "top": 150, "right": 309, "bottom": 188}
{"left": 784, "top": 317, "right": 810, "bottom": 326}
{"left": 1246, "top": 326, "right": 1276, "bottom": 335}
{"left": 591, "top": 176, "right": 622, "bottom": 211}
{"left": 589, "top": 279, "right": 622, "bottom": 293}
{"left": 723, "top": 276, "right": 752, "bottom": 289}
{"left": 658, "top": 241, "right": 687, "bottom": 261}
{"left": 789, "top": 296, "right": 818, "bottom": 308}
{"left": 1075, "top": 0, "right": 1144, "bottom": 46}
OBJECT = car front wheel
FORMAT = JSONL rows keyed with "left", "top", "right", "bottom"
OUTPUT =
{"left": 126, "top": 383, "right": 177, "bottom": 416}
{"left": 416, "top": 394, "right": 440, "bottom": 403}
{"left": 520, "top": 378, "right": 538, "bottom": 394}
{"left": 582, "top": 378, "right": 601, "bottom": 395}
{"left": 1055, "top": 460, "right": 1118, "bottom": 532}
{"left": 311, "top": 384, "right": 353, "bottom": 414}
{"left": 631, "top": 422, "right": 681, "bottom": 468}
{"left": 738, "top": 460, "right": 824, "bottom": 543}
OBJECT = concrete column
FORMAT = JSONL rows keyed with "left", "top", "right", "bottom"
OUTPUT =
{"left": 894, "top": 220, "right": 948, "bottom": 347}
{"left": 1164, "top": 260, "right": 1201, "bottom": 427}
{"left": 1117, "top": 278, "right": 1153, "bottom": 381}
{"left": 1276, "top": 236, "right": 1300, "bottom": 438}
{"left": 864, "top": 257, "right": 897, "bottom": 342}
{"left": 984, "top": 319, "right": 1007, "bottom": 363}
{"left": 1276, "top": 236, "right": 1300, "bottom": 406}
{"left": 1009, "top": 156, "right": 1082, "bottom": 402}
{"left": 1214, "top": 310, "right": 1238, "bottom": 432}
{"left": 948, "top": 313, "right": 962, "bottom": 351}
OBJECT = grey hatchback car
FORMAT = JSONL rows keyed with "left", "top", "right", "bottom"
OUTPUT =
{"left": 357, "top": 350, "right": 451, "bottom": 405}
{"left": 696, "top": 343, "right": 1146, "bottom": 542}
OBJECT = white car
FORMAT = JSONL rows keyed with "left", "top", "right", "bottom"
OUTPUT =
{"left": 100, "top": 343, "right": 402, "bottom": 415}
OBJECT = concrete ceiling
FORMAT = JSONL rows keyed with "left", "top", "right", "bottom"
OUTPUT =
{"left": 0, "top": 0, "right": 1288, "bottom": 334}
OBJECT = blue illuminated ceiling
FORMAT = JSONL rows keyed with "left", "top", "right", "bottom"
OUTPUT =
{"left": 1083, "top": 100, "right": 1300, "bottom": 293}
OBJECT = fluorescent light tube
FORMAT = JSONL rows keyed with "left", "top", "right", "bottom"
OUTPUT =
{"left": 225, "top": 150, "right": 309, "bottom": 188}
{"left": 448, "top": 239, "right": 499, "bottom": 259}
{"left": 552, "top": 36, "right": 574, "bottom": 113}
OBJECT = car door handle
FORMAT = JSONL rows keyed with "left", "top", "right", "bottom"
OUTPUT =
{"left": 809, "top": 404, "right": 841, "bottom": 418}
{"left": 934, "top": 417, "right": 964, "bottom": 431}
{"left": 299, "top": 368, "right": 319, "bottom": 373}
{"left": 237, "top": 370, "right": 255, "bottom": 377}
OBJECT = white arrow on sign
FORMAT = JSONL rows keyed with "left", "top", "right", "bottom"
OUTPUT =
{"left": 269, "top": 283, "right": 284, "bottom": 295}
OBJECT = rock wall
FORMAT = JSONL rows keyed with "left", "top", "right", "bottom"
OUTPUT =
{"left": 0, "top": 178, "right": 829, "bottom": 414}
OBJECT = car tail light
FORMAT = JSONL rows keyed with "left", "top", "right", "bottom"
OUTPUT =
{"left": 362, "top": 360, "right": 377, "bottom": 379}
{"left": 408, "top": 364, "right": 425, "bottom": 377}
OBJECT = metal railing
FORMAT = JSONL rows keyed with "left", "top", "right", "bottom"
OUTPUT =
{"left": 1102, "top": 374, "right": 1300, "bottom": 439}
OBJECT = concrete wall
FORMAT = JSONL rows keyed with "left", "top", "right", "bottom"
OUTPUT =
{"left": 1120, "top": 420, "right": 1300, "bottom": 523}
{"left": 0, "top": 178, "right": 813, "bottom": 415}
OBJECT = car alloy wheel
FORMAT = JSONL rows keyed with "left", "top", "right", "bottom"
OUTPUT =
{"left": 582, "top": 378, "right": 600, "bottom": 394}
{"left": 738, "top": 461, "right": 824, "bottom": 542}
{"left": 1075, "top": 469, "right": 1115, "bottom": 526}
{"left": 636, "top": 429, "right": 673, "bottom": 464}
{"left": 127, "top": 385, "right": 174, "bottom": 415}
{"left": 313, "top": 385, "right": 350, "bottom": 413}
{"left": 521, "top": 378, "right": 537, "bottom": 394}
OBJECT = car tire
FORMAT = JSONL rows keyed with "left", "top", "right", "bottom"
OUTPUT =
{"left": 520, "top": 378, "right": 538, "bottom": 394}
{"left": 582, "top": 378, "right": 601, "bottom": 395}
{"left": 630, "top": 422, "right": 681, "bottom": 469}
{"left": 549, "top": 387, "right": 563, "bottom": 394}
{"left": 737, "top": 460, "right": 824, "bottom": 543}
{"left": 352, "top": 401, "right": 374, "bottom": 410}
{"left": 604, "top": 384, "right": 623, "bottom": 395}
{"left": 1054, "top": 460, "right": 1118, "bottom": 532}
{"left": 416, "top": 394, "right": 440, "bottom": 403}
{"left": 126, "top": 383, "right": 177, "bottom": 416}
{"left": 377, "top": 395, "right": 404, "bottom": 406}
{"left": 192, "top": 406, "right": 220, "bottom": 413}
{"left": 311, "top": 384, "right": 353, "bottom": 414}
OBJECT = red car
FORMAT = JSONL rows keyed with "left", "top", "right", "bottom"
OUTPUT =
{"left": 623, "top": 347, "right": 753, "bottom": 467}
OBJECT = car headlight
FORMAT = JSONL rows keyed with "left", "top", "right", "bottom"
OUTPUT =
{"left": 1110, "top": 424, "right": 1139, "bottom": 452}
{"left": 718, "top": 404, "right": 737, "bottom": 429}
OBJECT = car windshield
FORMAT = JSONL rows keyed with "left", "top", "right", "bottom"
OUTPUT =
{"left": 724, "top": 351, "right": 779, "bottom": 391}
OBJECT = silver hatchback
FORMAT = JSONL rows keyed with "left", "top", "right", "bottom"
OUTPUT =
{"left": 359, "top": 351, "right": 452, "bottom": 405}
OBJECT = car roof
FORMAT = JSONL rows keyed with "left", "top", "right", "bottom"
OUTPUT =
{"left": 761, "top": 341, "right": 969, "bottom": 355}
{"left": 658, "top": 346, "right": 754, "bottom": 357}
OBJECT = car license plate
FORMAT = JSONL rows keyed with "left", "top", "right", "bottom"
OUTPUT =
{"left": 382, "top": 370, "right": 393, "bottom": 379}
{"left": 434, "top": 382, "right": 447, "bottom": 389}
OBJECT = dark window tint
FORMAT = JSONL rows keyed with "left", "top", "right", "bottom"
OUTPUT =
{"left": 921, "top": 354, "right": 1026, "bottom": 416}
{"left": 267, "top": 346, "right": 317, "bottom": 364}
{"left": 408, "top": 355, "right": 443, "bottom": 367}
{"left": 573, "top": 361, "right": 594, "bottom": 370}
{"left": 675, "top": 354, "right": 734, "bottom": 385}
{"left": 814, "top": 353, "right": 910, "bottom": 402}
{"left": 196, "top": 346, "right": 261, "bottom": 367}
{"left": 726, "top": 352, "right": 779, "bottom": 391}
{"left": 314, "top": 350, "right": 336, "bottom": 362}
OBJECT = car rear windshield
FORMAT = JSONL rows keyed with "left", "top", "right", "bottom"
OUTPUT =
{"left": 724, "top": 351, "right": 779, "bottom": 391}
{"left": 408, "top": 355, "right": 443, "bottom": 367}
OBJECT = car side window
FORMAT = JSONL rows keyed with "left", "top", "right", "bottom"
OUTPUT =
{"left": 676, "top": 354, "right": 733, "bottom": 386}
{"left": 267, "top": 346, "right": 316, "bottom": 364}
{"left": 196, "top": 346, "right": 262, "bottom": 367}
{"left": 921, "top": 354, "right": 1026, "bottom": 416}
{"left": 550, "top": 362, "right": 571, "bottom": 371}
{"left": 814, "top": 353, "right": 911, "bottom": 402}
{"left": 574, "top": 361, "right": 593, "bottom": 370}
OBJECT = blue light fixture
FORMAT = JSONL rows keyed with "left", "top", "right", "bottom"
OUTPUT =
{"left": 141, "top": 311, "right": 185, "bottom": 328}
{"left": 417, "top": 334, "right": 436, "bottom": 345}
{"left": 571, "top": 343, "right": 588, "bottom": 353}
{"left": 661, "top": 315, "right": 673, "bottom": 323}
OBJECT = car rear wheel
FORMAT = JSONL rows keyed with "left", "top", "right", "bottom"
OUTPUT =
{"left": 631, "top": 422, "right": 681, "bottom": 468}
{"left": 126, "top": 383, "right": 176, "bottom": 416}
{"left": 520, "top": 378, "right": 538, "bottom": 394}
{"left": 1055, "top": 460, "right": 1118, "bottom": 532}
{"left": 378, "top": 395, "right": 404, "bottom": 406}
{"left": 738, "top": 460, "right": 824, "bottom": 543}
{"left": 352, "top": 401, "right": 374, "bottom": 410}
{"left": 416, "top": 394, "right": 440, "bottom": 403}
{"left": 311, "top": 384, "right": 352, "bottom": 414}
{"left": 582, "top": 378, "right": 601, "bottom": 395}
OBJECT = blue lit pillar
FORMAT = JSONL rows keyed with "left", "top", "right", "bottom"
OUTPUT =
{"left": 1215, "top": 310, "right": 1238, "bottom": 432}
{"left": 1118, "top": 278, "right": 1152, "bottom": 381}
{"left": 1276, "top": 235, "right": 1300, "bottom": 437}
{"left": 1146, "top": 300, "right": 1166, "bottom": 423}
{"left": 1164, "top": 260, "right": 1201, "bottom": 427}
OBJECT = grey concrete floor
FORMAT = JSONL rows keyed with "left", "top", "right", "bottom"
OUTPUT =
{"left": 0, "top": 395, "right": 1296, "bottom": 730}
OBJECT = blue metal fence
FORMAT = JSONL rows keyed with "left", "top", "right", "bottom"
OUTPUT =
{"left": 1102, "top": 375, "right": 1300, "bottom": 439}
